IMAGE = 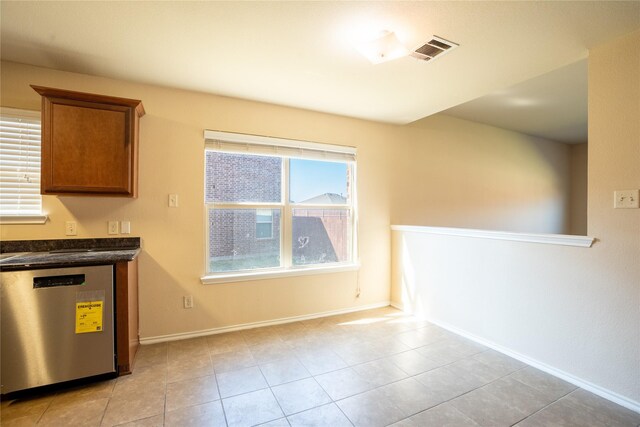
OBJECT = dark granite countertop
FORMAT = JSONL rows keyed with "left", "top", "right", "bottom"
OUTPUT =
{"left": 0, "top": 238, "right": 140, "bottom": 271}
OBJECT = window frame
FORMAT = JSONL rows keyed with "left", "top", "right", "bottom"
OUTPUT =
{"left": 255, "top": 208, "right": 274, "bottom": 240}
{"left": 0, "top": 107, "right": 47, "bottom": 224}
{"left": 202, "top": 131, "right": 358, "bottom": 284}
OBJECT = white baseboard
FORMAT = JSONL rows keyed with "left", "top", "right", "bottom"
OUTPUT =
{"left": 421, "top": 316, "right": 640, "bottom": 414}
{"left": 390, "top": 301, "right": 403, "bottom": 310}
{"left": 140, "top": 301, "right": 391, "bottom": 345}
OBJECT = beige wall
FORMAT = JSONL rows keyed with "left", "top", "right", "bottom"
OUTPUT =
{"left": 1, "top": 57, "right": 580, "bottom": 340}
{"left": 392, "top": 30, "right": 640, "bottom": 407}
{"left": 570, "top": 143, "right": 588, "bottom": 235}
{"left": 0, "top": 61, "right": 400, "bottom": 339}
{"left": 393, "top": 114, "right": 573, "bottom": 234}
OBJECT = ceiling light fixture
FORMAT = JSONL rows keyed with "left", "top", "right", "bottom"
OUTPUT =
{"left": 354, "top": 30, "right": 409, "bottom": 64}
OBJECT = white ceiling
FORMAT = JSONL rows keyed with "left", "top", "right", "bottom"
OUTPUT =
{"left": 1, "top": 2, "right": 639, "bottom": 126}
{"left": 442, "top": 59, "right": 588, "bottom": 144}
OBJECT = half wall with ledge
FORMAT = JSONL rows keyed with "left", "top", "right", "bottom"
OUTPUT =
{"left": 390, "top": 224, "right": 640, "bottom": 414}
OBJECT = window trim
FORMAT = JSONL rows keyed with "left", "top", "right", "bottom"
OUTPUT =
{"left": 202, "top": 131, "right": 358, "bottom": 282}
{"left": 0, "top": 107, "right": 47, "bottom": 224}
{"left": 201, "top": 261, "right": 361, "bottom": 284}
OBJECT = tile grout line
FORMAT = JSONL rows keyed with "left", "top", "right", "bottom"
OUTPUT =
{"left": 329, "top": 351, "right": 529, "bottom": 426}
{"left": 209, "top": 345, "right": 230, "bottom": 427}
{"left": 333, "top": 400, "right": 357, "bottom": 427}
{"left": 266, "top": 386, "right": 289, "bottom": 426}
{"left": 161, "top": 361, "right": 168, "bottom": 427}
{"left": 97, "top": 380, "right": 115, "bottom": 427}
{"left": 508, "top": 388, "right": 579, "bottom": 426}
{"left": 257, "top": 360, "right": 288, "bottom": 425}
{"left": 380, "top": 359, "right": 575, "bottom": 426}
{"left": 33, "top": 391, "right": 56, "bottom": 424}
{"left": 163, "top": 346, "right": 169, "bottom": 426}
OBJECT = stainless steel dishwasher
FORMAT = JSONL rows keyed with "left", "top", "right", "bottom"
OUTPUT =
{"left": 1, "top": 265, "right": 116, "bottom": 394}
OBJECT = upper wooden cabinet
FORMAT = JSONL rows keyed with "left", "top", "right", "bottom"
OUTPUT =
{"left": 32, "top": 86, "right": 145, "bottom": 197}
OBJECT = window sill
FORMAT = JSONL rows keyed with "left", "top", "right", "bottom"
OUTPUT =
{"left": 0, "top": 214, "right": 48, "bottom": 225}
{"left": 201, "top": 262, "right": 360, "bottom": 284}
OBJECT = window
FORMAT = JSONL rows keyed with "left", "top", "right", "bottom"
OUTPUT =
{"left": 256, "top": 209, "right": 274, "bottom": 239}
{"left": 203, "top": 130, "right": 357, "bottom": 280}
{"left": 0, "top": 108, "right": 46, "bottom": 223}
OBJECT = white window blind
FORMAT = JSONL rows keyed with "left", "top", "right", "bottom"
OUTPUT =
{"left": 204, "top": 130, "right": 356, "bottom": 163}
{"left": 0, "top": 108, "right": 43, "bottom": 216}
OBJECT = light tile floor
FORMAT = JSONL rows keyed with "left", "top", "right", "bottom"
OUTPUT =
{"left": 2, "top": 307, "right": 639, "bottom": 426}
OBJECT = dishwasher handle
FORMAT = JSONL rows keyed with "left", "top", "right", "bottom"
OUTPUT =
{"left": 33, "top": 274, "right": 85, "bottom": 289}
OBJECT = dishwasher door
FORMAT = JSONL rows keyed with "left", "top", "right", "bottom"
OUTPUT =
{"left": 1, "top": 265, "right": 116, "bottom": 394}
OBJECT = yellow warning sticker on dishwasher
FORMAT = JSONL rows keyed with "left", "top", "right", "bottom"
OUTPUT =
{"left": 75, "top": 301, "right": 103, "bottom": 333}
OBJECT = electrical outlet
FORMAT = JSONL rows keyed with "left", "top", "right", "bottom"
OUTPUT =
{"left": 108, "top": 221, "right": 119, "bottom": 235}
{"left": 614, "top": 189, "right": 639, "bottom": 209}
{"left": 169, "top": 194, "right": 179, "bottom": 208}
{"left": 65, "top": 221, "right": 77, "bottom": 236}
{"left": 120, "top": 221, "right": 131, "bottom": 234}
{"left": 183, "top": 295, "right": 193, "bottom": 309}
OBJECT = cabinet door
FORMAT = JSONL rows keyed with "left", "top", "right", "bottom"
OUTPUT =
{"left": 41, "top": 97, "right": 137, "bottom": 196}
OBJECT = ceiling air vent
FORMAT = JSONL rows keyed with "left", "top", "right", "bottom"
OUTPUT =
{"left": 410, "top": 36, "right": 459, "bottom": 62}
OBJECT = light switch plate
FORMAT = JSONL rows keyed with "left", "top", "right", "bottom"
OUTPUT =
{"left": 614, "top": 189, "right": 639, "bottom": 209}
{"left": 65, "top": 221, "right": 77, "bottom": 236}
{"left": 169, "top": 194, "right": 179, "bottom": 208}
{"left": 120, "top": 221, "right": 131, "bottom": 234}
{"left": 183, "top": 295, "right": 193, "bottom": 309}
{"left": 108, "top": 220, "right": 119, "bottom": 235}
